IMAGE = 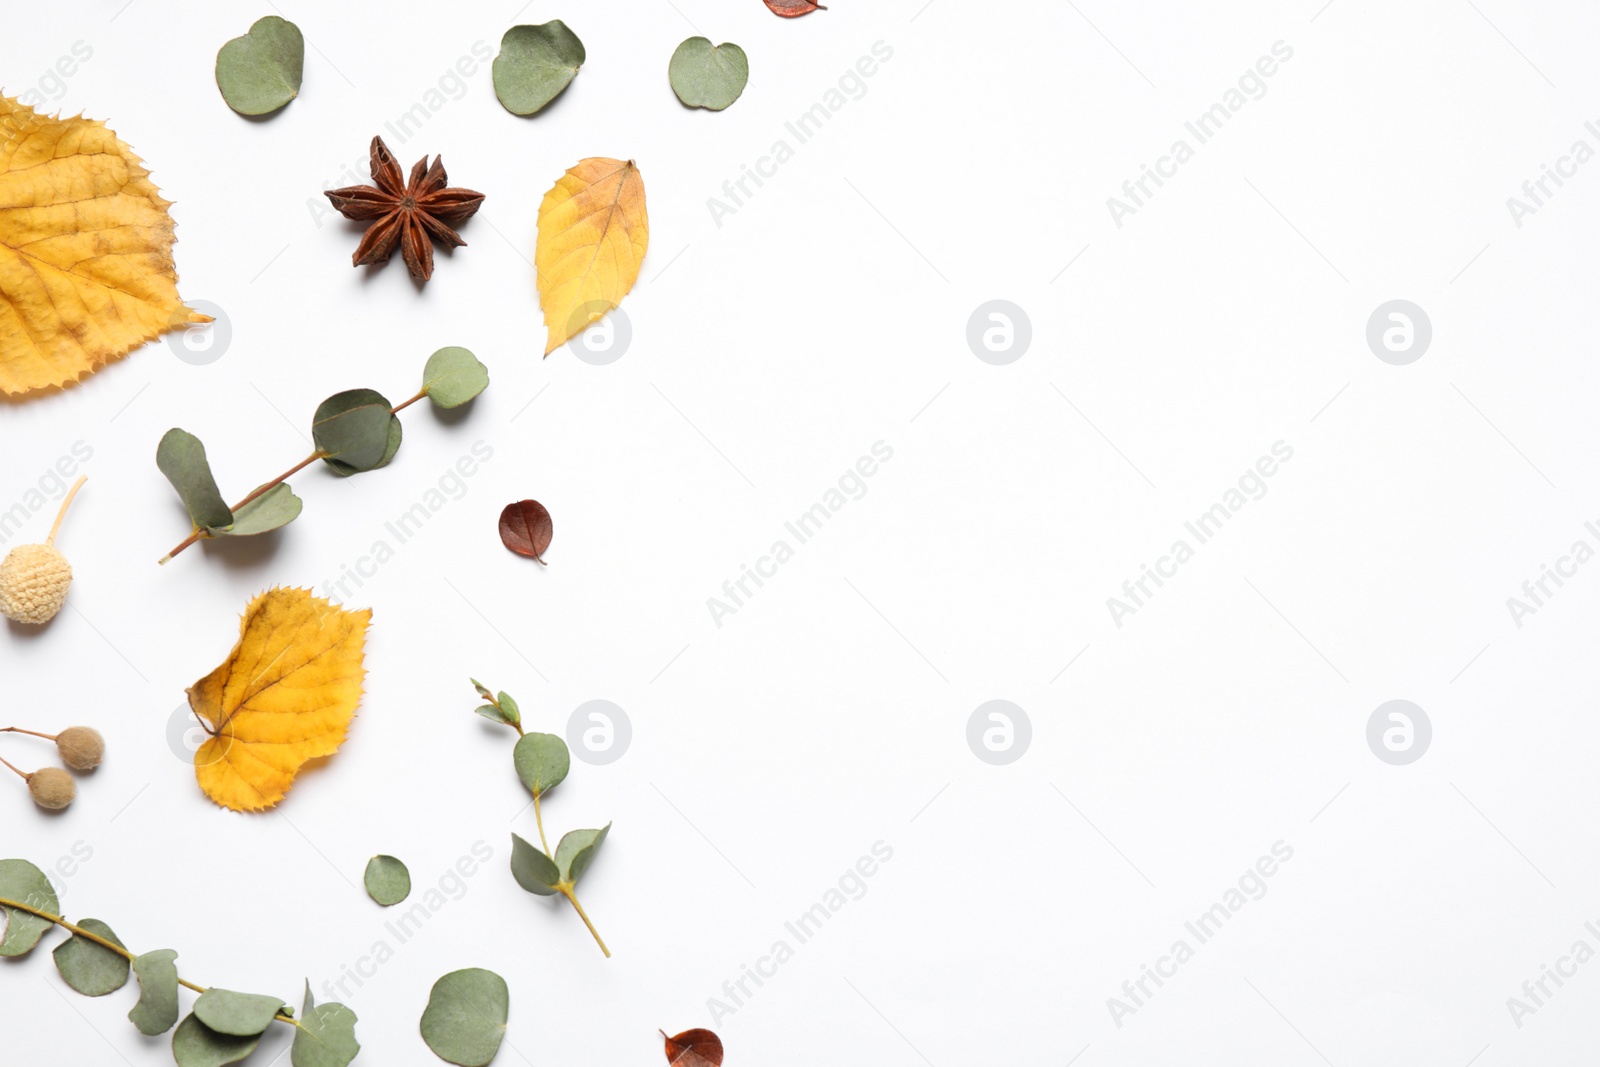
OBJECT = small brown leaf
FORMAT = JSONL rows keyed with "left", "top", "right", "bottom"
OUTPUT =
{"left": 763, "top": 0, "right": 826, "bottom": 15}
{"left": 499, "top": 500, "right": 553, "bottom": 564}
{"left": 662, "top": 1029, "right": 723, "bottom": 1067}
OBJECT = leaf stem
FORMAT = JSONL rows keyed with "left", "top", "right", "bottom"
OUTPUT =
{"left": 0, "top": 756, "right": 27, "bottom": 780}
{"left": 533, "top": 791, "right": 552, "bottom": 858}
{"left": 0, "top": 895, "right": 298, "bottom": 1025}
{"left": 391, "top": 389, "right": 427, "bottom": 414}
{"left": 159, "top": 451, "right": 325, "bottom": 564}
{"left": 558, "top": 886, "right": 610, "bottom": 957}
{"left": 46, "top": 476, "right": 86, "bottom": 547}
{"left": 0, "top": 727, "right": 58, "bottom": 741}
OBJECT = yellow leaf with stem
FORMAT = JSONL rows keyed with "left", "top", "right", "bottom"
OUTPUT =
{"left": 0, "top": 95, "right": 209, "bottom": 397}
{"left": 535, "top": 157, "right": 647, "bottom": 355}
{"left": 187, "top": 588, "right": 370, "bottom": 812}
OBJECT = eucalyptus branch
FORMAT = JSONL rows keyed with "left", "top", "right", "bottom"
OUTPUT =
{"left": 0, "top": 900, "right": 301, "bottom": 1026}
{"left": 156, "top": 347, "right": 489, "bottom": 565}
{"left": 467, "top": 678, "right": 613, "bottom": 957}
{"left": 0, "top": 848, "right": 369, "bottom": 1066}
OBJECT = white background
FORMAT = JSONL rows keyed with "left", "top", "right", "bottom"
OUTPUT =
{"left": 4, "top": 0, "right": 1600, "bottom": 1064}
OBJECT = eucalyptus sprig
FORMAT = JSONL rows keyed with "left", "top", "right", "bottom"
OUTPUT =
{"left": 470, "top": 679, "right": 613, "bottom": 957}
{"left": 156, "top": 346, "right": 489, "bottom": 563}
{"left": 0, "top": 858, "right": 359, "bottom": 1066}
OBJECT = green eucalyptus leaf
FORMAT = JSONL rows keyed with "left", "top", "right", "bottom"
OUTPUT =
{"left": 313, "top": 389, "right": 396, "bottom": 475}
{"left": 193, "top": 988, "right": 285, "bottom": 1037}
{"left": 419, "top": 967, "right": 509, "bottom": 1067}
{"left": 129, "top": 949, "right": 181, "bottom": 1036}
{"left": 509, "top": 833, "right": 560, "bottom": 896}
{"left": 496, "top": 692, "right": 521, "bottom": 726}
{"left": 474, "top": 704, "right": 511, "bottom": 726}
{"left": 291, "top": 981, "right": 361, "bottom": 1067}
{"left": 52, "top": 917, "right": 129, "bottom": 996}
{"left": 422, "top": 347, "right": 490, "bottom": 409}
{"left": 172, "top": 1012, "right": 261, "bottom": 1067}
{"left": 220, "top": 482, "right": 302, "bottom": 537}
{"left": 554, "top": 823, "right": 610, "bottom": 886}
{"left": 493, "top": 22, "right": 585, "bottom": 115}
{"left": 512, "top": 732, "right": 569, "bottom": 798}
{"left": 215, "top": 16, "right": 304, "bottom": 116}
{"left": 469, "top": 678, "right": 493, "bottom": 701}
{"left": 157, "top": 429, "right": 234, "bottom": 532}
{"left": 363, "top": 855, "right": 411, "bottom": 907}
{"left": 668, "top": 37, "right": 749, "bottom": 111}
{"left": 0, "top": 858, "right": 58, "bottom": 957}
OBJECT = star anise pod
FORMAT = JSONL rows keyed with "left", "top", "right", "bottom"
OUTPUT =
{"left": 324, "top": 136, "right": 485, "bottom": 284}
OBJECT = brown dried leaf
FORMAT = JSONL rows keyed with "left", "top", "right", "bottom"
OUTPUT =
{"left": 763, "top": 0, "right": 826, "bottom": 16}
{"left": 499, "top": 500, "right": 552, "bottom": 564}
{"left": 662, "top": 1029, "right": 723, "bottom": 1067}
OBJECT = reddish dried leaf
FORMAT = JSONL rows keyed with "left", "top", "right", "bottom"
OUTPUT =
{"left": 764, "top": 0, "right": 826, "bottom": 15}
{"left": 662, "top": 1029, "right": 723, "bottom": 1067}
{"left": 499, "top": 500, "right": 553, "bottom": 564}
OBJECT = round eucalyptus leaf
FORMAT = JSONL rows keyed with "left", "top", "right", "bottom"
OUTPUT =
{"left": 512, "top": 731, "right": 570, "bottom": 798}
{"left": 422, "top": 347, "right": 490, "bottom": 409}
{"left": 509, "top": 833, "right": 560, "bottom": 896}
{"left": 668, "top": 37, "right": 749, "bottom": 111}
{"left": 420, "top": 968, "right": 509, "bottom": 1067}
{"left": 129, "top": 949, "right": 181, "bottom": 1036}
{"left": 156, "top": 428, "right": 233, "bottom": 532}
{"left": 193, "top": 988, "right": 285, "bottom": 1037}
{"left": 215, "top": 16, "right": 304, "bottom": 116}
{"left": 313, "top": 389, "right": 396, "bottom": 474}
{"left": 493, "top": 22, "right": 586, "bottom": 115}
{"left": 52, "top": 917, "right": 129, "bottom": 996}
{"left": 554, "top": 823, "right": 610, "bottom": 886}
{"left": 292, "top": 981, "right": 361, "bottom": 1067}
{"left": 172, "top": 1013, "right": 262, "bottom": 1067}
{"left": 0, "top": 858, "right": 58, "bottom": 957}
{"left": 363, "top": 855, "right": 411, "bottom": 907}
{"left": 222, "top": 483, "right": 302, "bottom": 537}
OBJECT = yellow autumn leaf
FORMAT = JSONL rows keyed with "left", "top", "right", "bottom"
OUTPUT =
{"left": 0, "top": 94, "right": 208, "bottom": 397}
{"left": 187, "top": 588, "right": 371, "bottom": 812}
{"left": 536, "top": 157, "right": 648, "bottom": 355}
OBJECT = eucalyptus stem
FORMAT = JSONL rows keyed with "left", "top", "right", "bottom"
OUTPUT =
{"left": 0, "top": 896, "right": 300, "bottom": 1027}
{"left": 391, "top": 389, "right": 427, "bottom": 414}
{"left": 159, "top": 450, "right": 325, "bottom": 564}
{"left": 558, "top": 886, "right": 610, "bottom": 957}
{"left": 533, "top": 792, "right": 552, "bottom": 857}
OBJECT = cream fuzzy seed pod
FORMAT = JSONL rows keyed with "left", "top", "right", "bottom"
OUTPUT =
{"left": 26, "top": 767, "right": 74, "bottom": 810}
{"left": 56, "top": 727, "right": 104, "bottom": 772}
{"left": 0, "top": 544, "right": 73, "bottom": 624}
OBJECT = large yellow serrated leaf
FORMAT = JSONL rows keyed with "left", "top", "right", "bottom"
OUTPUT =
{"left": 535, "top": 157, "right": 648, "bottom": 355}
{"left": 187, "top": 588, "right": 371, "bottom": 812}
{"left": 0, "top": 95, "right": 208, "bottom": 397}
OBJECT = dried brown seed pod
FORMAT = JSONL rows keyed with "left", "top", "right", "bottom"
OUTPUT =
{"left": 55, "top": 727, "right": 104, "bottom": 772}
{"left": 24, "top": 767, "right": 74, "bottom": 810}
